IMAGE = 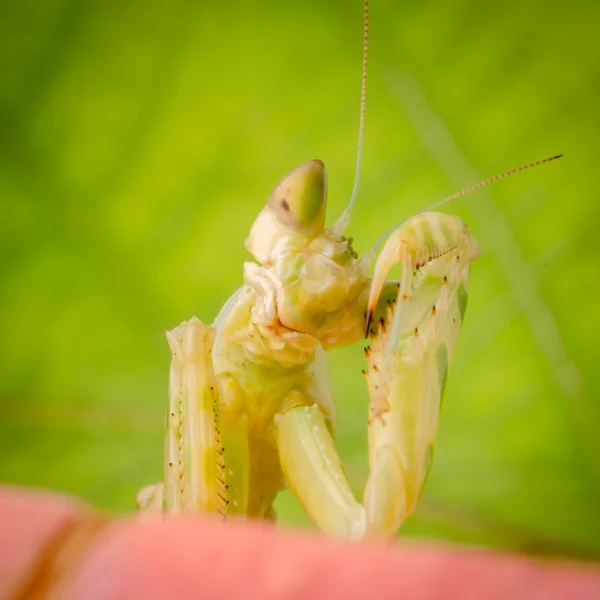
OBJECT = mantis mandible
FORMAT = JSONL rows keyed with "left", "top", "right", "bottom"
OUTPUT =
{"left": 136, "top": 1, "right": 561, "bottom": 540}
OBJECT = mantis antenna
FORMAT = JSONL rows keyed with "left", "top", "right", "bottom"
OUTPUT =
{"left": 371, "top": 153, "right": 564, "bottom": 251}
{"left": 331, "top": 0, "right": 369, "bottom": 236}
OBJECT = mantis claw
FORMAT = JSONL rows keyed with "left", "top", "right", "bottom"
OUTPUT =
{"left": 359, "top": 211, "right": 481, "bottom": 527}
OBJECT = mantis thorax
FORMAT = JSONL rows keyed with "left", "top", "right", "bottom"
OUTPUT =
{"left": 241, "top": 160, "right": 371, "bottom": 364}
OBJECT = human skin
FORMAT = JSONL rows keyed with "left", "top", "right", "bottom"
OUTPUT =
{"left": 1, "top": 486, "right": 599, "bottom": 600}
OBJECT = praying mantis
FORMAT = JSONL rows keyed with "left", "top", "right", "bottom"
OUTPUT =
{"left": 136, "top": 1, "right": 561, "bottom": 539}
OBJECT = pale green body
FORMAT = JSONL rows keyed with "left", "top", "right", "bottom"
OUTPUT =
{"left": 133, "top": 0, "right": 557, "bottom": 536}
{"left": 136, "top": 159, "right": 481, "bottom": 539}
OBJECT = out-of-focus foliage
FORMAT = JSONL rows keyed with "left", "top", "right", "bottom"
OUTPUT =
{"left": 1, "top": 0, "right": 599, "bottom": 559}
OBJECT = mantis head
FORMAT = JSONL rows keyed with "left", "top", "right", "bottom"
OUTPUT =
{"left": 245, "top": 160, "right": 327, "bottom": 264}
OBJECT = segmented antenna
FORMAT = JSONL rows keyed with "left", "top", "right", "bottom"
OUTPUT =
{"left": 423, "top": 154, "right": 563, "bottom": 213}
{"left": 331, "top": 0, "right": 369, "bottom": 235}
{"left": 372, "top": 154, "right": 564, "bottom": 250}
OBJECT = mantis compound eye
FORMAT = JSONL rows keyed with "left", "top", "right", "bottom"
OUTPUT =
{"left": 267, "top": 159, "right": 327, "bottom": 235}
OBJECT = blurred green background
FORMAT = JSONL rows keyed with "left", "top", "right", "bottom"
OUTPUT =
{"left": 1, "top": 0, "right": 599, "bottom": 559}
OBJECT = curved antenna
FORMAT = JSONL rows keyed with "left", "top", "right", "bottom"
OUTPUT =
{"left": 331, "top": 0, "right": 369, "bottom": 235}
{"left": 371, "top": 154, "right": 563, "bottom": 251}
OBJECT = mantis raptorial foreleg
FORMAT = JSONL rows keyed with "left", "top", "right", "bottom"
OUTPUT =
{"left": 274, "top": 212, "right": 481, "bottom": 539}
{"left": 364, "top": 213, "right": 481, "bottom": 528}
{"left": 136, "top": 317, "right": 228, "bottom": 516}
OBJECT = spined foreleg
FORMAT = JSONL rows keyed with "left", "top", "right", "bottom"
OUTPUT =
{"left": 275, "top": 213, "right": 480, "bottom": 539}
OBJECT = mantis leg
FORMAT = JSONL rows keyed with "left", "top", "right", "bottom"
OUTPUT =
{"left": 136, "top": 318, "right": 251, "bottom": 518}
{"left": 364, "top": 212, "right": 481, "bottom": 533}
{"left": 162, "top": 317, "right": 225, "bottom": 515}
{"left": 276, "top": 213, "right": 480, "bottom": 540}
{"left": 275, "top": 398, "right": 406, "bottom": 539}
{"left": 137, "top": 317, "right": 229, "bottom": 516}
{"left": 275, "top": 401, "right": 366, "bottom": 539}
{"left": 135, "top": 482, "right": 163, "bottom": 515}
{"left": 219, "top": 377, "right": 251, "bottom": 517}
